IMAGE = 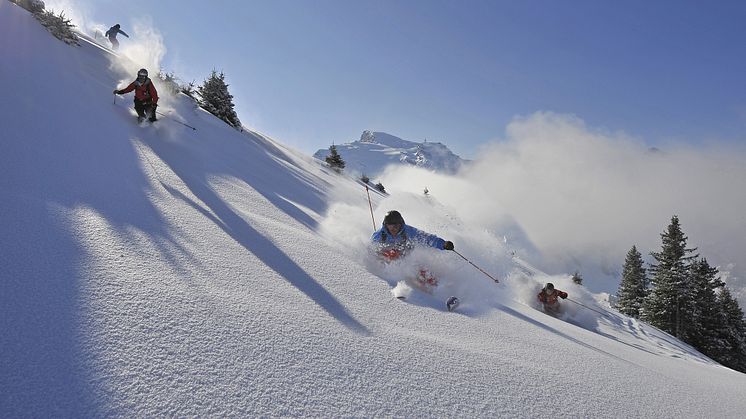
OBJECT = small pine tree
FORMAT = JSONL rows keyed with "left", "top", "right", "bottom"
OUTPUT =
{"left": 360, "top": 174, "right": 370, "bottom": 184}
{"left": 642, "top": 216, "right": 698, "bottom": 339}
{"left": 34, "top": 9, "right": 80, "bottom": 45}
{"left": 571, "top": 271, "right": 583, "bottom": 285}
{"left": 181, "top": 80, "right": 197, "bottom": 99}
{"left": 325, "top": 144, "right": 346, "bottom": 172}
{"left": 158, "top": 71, "right": 181, "bottom": 95}
{"left": 617, "top": 245, "right": 648, "bottom": 318}
{"left": 198, "top": 70, "right": 241, "bottom": 128}
{"left": 375, "top": 182, "right": 386, "bottom": 193}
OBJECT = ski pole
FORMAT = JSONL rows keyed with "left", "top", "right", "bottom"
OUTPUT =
{"left": 565, "top": 298, "right": 611, "bottom": 318}
{"left": 155, "top": 110, "right": 197, "bottom": 131}
{"left": 452, "top": 250, "right": 499, "bottom": 283}
{"left": 365, "top": 185, "right": 376, "bottom": 231}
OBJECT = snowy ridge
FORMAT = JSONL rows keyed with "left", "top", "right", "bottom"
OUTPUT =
{"left": 313, "top": 130, "right": 467, "bottom": 177}
{"left": 2, "top": 3, "right": 746, "bottom": 417}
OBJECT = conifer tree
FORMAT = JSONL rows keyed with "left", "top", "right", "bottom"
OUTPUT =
{"left": 198, "top": 70, "right": 241, "bottom": 129}
{"left": 642, "top": 216, "right": 698, "bottom": 339}
{"left": 617, "top": 245, "right": 648, "bottom": 318}
{"left": 687, "top": 258, "right": 726, "bottom": 358}
{"left": 325, "top": 144, "right": 346, "bottom": 172}
{"left": 158, "top": 71, "right": 181, "bottom": 95}
{"left": 718, "top": 287, "right": 746, "bottom": 372}
{"left": 28, "top": 4, "right": 80, "bottom": 46}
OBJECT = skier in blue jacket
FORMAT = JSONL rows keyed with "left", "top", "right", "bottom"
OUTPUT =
{"left": 371, "top": 210, "right": 453, "bottom": 261}
{"left": 104, "top": 24, "right": 129, "bottom": 50}
{"left": 371, "top": 210, "right": 458, "bottom": 310}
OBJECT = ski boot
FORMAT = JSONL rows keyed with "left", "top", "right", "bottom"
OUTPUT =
{"left": 446, "top": 296, "right": 460, "bottom": 312}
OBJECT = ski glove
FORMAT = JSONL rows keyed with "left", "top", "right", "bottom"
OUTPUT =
{"left": 560, "top": 295, "right": 567, "bottom": 299}
{"left": 113, "top": 89, "right": 121, "bottom": 94}
{"left": 443, "top": 241, "right": 454, "bottom": 251}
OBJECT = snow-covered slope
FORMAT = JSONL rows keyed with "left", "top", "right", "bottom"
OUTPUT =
{"left": 2, "top": 3, "right": 746, "bottom": 417}
{"left": 313, "top": 130, "right": 467, "bottom": 177}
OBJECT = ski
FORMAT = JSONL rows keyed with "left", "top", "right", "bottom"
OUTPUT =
{"left": 392, "top": 282, "right": 460, "bottom": 312}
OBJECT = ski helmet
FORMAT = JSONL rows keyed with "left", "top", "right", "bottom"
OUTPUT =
{"left": 545, "top": 283, "right": 555, "bottom": 292}
{"left": 137, "top": 68, "right": 148, "bottom": 78}
{"left": 383, "top": 210, "right": 404, "bottom": 226}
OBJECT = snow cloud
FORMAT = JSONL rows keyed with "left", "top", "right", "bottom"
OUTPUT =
{"left": 115, "top": 17, "right": 167, "bottom": 81}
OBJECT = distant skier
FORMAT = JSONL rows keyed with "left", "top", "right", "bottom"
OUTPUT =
{"left": 371, "top": 210, "right": 458, "bottom": 310}
{"left": 104, "top": 24, "right": 129, "bottom": 50}
{"left": 538, "top": 282, "right": 568, "bottom": 315}
{"left": 113, "top": 69, "right": 159, "bottom": 123}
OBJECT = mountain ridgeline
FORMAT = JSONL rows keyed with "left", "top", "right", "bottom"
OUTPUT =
{"left": 313, "top": 130, "right": 468, "bottom": 177}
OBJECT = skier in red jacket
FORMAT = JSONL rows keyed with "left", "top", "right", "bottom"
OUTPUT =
{"left": 114, "top": 68, "right": 159, "bottom": 123}
{"left": 538, "top": 282, "right": 568, "bottom": 314}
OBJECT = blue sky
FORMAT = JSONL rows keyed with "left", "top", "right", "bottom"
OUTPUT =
{"left": 58, "top": 0, "right": 745, "bottom": 157}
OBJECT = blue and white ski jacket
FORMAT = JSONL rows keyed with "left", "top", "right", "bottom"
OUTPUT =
{"left": 371, "top": 223, "right": 446, "bottom": 251}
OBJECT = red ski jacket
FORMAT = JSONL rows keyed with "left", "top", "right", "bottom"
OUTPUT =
{"left": 119, "top": 78, "right": 158, "bottom": 104}
{"left": 538, "top": 289, "right": 568, "bottom": 305}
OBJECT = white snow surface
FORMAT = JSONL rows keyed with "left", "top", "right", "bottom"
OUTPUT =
{"left": 313, "top": 130, "right": 467, "bottom": 177}
{"left": 2, "top": 3, "right": 746, "bottom": 417}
